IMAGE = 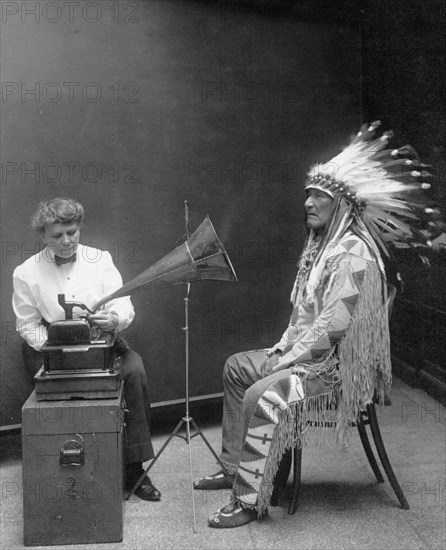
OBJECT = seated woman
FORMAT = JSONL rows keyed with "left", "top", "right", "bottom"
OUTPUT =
{"left": 13, "top": 197, "right": 161, "bottom": 502}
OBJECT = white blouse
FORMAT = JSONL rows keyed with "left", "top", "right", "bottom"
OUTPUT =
{"left": 12, "top": 244, "right": 135, "bottom": 349}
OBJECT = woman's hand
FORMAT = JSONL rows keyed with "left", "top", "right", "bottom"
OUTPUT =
{"left": 88, "top": 311, "right": 119, "bottom": 333}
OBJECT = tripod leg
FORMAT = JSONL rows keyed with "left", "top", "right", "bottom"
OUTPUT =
{"left": 125, "top": 417, "right": 186, "bottom": 501}
{"left": 185, "top": 418, "right": 198, "bottom": 533}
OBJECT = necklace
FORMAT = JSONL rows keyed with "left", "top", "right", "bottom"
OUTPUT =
{"left": 290, "top": 235, "right": 321, "bottom": 305}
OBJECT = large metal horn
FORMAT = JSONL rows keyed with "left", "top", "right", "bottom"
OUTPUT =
{"left": 92, "top": 216, "right": 237, "bottom": 312}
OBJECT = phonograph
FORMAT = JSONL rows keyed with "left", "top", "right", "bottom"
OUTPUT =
{"left": 33, "top": 293, "right": 121, "bottom": 400}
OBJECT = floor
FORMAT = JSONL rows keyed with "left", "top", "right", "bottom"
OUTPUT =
{"left": 1, "top": 377, "right": 445, "bottom": 550}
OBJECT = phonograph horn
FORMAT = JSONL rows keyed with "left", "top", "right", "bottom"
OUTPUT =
{"left": 92, "top": 216, "right": 237, "bottom": 312}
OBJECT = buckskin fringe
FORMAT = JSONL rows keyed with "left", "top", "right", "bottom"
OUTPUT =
{"left": 255, "top": 388, "right": 338, "bottom": 515}
{"left": 336, "top": 263, "right": 392, "bottom": 440}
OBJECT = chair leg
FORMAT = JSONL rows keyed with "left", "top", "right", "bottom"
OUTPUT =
{"left": 367, "top": 403, "right": 410, "bottom": 510}
{"left": 270, "top": 448, "right": 292, "bottom": 506}
{"left": 357, "top": 415, "right": 385, "bottom": 483}
{"left": 288, "top": 446, "right": 302, "bottom": 515}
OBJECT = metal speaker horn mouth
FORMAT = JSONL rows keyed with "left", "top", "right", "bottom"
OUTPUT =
{"left": 92, "top": 216, "right": 237, "bottom": 311}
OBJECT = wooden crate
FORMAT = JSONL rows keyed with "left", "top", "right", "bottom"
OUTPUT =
{"left": 22, "top": 384, "right": 124, "bottom": 546}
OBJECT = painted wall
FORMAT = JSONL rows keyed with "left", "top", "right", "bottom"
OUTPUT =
{"left": 0, "top": 0, "right": 361, "bottom": 426}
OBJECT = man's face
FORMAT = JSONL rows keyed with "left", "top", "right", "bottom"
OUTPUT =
{"left": 42, "top": 222, "right": 80, "bottom": 258}
{"left": 304, "top": 188, "right": 334, "bottom": 233}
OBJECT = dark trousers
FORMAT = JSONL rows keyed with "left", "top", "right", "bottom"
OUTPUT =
{"left": 22, "top": 341, "right": 155, "bottom": 465}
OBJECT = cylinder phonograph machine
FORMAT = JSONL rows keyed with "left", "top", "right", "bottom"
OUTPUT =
{"left": 33, "top": 294, "right": 121, "bottom": 400}
{"left": 33, "top": 215, "right": 237, "bottom": 401}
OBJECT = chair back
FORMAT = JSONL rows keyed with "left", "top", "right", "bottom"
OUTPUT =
{"left": 386, "top": 282, "right": 397, "bottom": 319}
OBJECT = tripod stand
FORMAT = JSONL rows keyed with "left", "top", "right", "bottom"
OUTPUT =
{"left": 125, "top": 281, "right": 231, "bottom": 532}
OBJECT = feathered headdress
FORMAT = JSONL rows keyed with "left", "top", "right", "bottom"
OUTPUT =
{"left": 305, "top": 120, "right": 437, "bottom": 260}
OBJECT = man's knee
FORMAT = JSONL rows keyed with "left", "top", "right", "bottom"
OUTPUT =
{"left": 222, "top": 352, "right": 242, "bottom": 383}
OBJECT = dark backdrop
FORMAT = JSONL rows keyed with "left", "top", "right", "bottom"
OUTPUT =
{"left": 0, "top": 0, "right": 362, "bottom": 427}
{"left": 361, "top": 0, "right": 446, "bottom": 403}
{"left": 1, "top": 1, "right": 444, "bottom": 427}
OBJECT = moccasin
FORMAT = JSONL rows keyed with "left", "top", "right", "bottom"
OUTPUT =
{"left": 208, "top": 500, "right": 259, "bottom": 528}
{"left": 193, "top": 470, "right": 234, "bottom": 490}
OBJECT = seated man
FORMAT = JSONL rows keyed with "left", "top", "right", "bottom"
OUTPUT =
{"left": 13, "top": 197, "right": 161, "bottom": 502}
{"left": 194, "top": 121, "right": 435, "bottom": 528}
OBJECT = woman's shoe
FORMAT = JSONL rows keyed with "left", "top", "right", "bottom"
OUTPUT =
{"left": 127, "top": 476, "right": 161, "bottom": 501}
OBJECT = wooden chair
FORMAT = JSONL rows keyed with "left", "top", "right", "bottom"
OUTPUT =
{"left": 271, "top": 284, "right": 410, "bottom": 514}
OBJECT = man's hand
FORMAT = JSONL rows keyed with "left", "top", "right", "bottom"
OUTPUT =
{"left": 260, "top": 351, "right": 282, "bottom": 378}
{"left": 88, "top": 311, "right": 119, "bottom": 333}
